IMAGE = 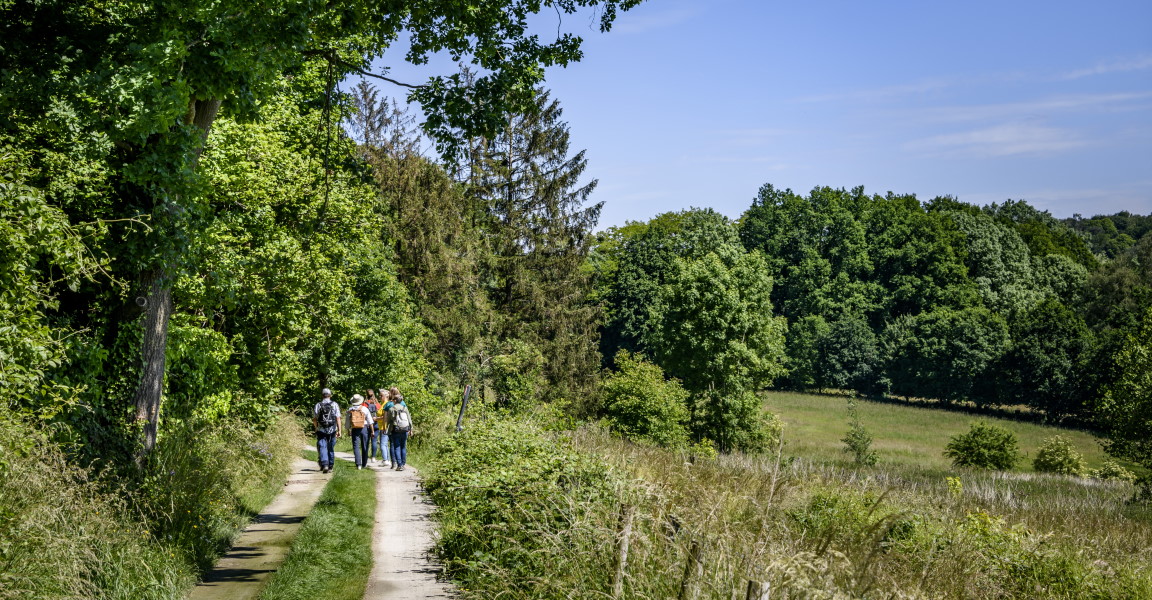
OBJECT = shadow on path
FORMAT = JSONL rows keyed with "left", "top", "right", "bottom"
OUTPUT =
{"left": 187, "top": 457, "right": 328, "bottom": 600}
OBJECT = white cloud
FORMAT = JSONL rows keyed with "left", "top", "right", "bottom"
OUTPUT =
{"left": 913, "top": 92, "right": 1152, "bottom": 124}
{"left": 612, "top": 6, "right": 699, "bottom": 34}
{"left": 1060, "top": 55, "right": 1152, "bottom": 80}
{"left": 796, "top": 78, "right": 963, "bottom": 104}
{"left": 906, "top": 123, "right": 1085, "bottom": 158}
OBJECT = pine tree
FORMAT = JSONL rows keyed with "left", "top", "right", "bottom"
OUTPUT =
{"left": 468, "top": 89, "right": 603, "bottom": 400}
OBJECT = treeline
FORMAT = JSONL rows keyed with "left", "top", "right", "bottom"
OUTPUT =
{"left": 592, "top": 186, "right": 1152, "bottom": 435}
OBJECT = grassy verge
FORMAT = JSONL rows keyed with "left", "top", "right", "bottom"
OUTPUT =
{"left": 257, "top": 453, "right": 376, "bottom": 600}
{"left": 0, "top": 414, "right": 303, "bottom": 599}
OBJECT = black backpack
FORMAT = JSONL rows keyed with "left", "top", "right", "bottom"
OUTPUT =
{"left": 316, "top": 400, "right": 339, "bottom": 434}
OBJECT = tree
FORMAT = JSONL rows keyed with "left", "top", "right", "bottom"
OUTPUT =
{"left": 350, "top": 83, "right": 493, "bottom": 380}
{"left": 2, "top": 0, "right": 641, "bottom": 456}
{"left": 881, "top": 307, "right": 1009, "bottom": 405}
{"left": 650, "top": 251, "right": 788, "bottom": 453}
{"left": 600, "top": 208, "right": 744, "bottom": 362}
{"left": 995, "top": 299, "right": 1095, "bottom": 420}
{"left": 1098, "top": 308, "right": 1152, "bottom": 472}
{"left": 468, "top": 89, "right": 604, "bottom": 399}
{"left": 942, "top": 210, "right": 1040, "bottom": 317}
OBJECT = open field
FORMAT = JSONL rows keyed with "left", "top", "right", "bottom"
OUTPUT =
{"left": 764, "top": 390, "right": 1116, "bottom": 472}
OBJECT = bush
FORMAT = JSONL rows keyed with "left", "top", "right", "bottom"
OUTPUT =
{"left": 1089, "top": 460, "right": 1137, "bottom": 482}
{"left": 841, "top": 400, "right": 878, "bottom": 466}
{"left": 422, "top": 418, "right": 620, "bottom": 595}
{"left": 944, "top": 421, "right": 1019, "bottom": 470}
{"left": 1032, "top": 435, "right": 1086, "bottom": 476}
{"left": 600, "top": 350, "right": 690, "bottom": 448}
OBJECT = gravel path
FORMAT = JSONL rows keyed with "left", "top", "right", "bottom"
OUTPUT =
{"left": 188, "top": 445, "right": 454, "bottom": 600}
{"left": 332, "top": 452, "right": 456, "bottom": 599}
{"left": 186, "top": 456, "right": 327, "bottom": 600}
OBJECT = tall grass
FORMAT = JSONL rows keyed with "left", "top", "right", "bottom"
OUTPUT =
{"left": 0, "top": 414, "right": 304, "bottom": 599}
{"left": 418, "top": 416, "right": 1152, "bottom": 599}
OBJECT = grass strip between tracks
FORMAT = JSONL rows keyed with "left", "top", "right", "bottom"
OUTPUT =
{"left": 258, "top": 451, "right": 376, "bottom": 600}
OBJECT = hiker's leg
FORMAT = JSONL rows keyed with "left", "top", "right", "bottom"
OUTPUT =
{"left": 395, "top": 431, "right": 408, "bottom": 467}
{"left": 325, "top": 434, "right": 336, "bottom": 468}
{"left": 316, "top": 434, "right": 327, "bottom": 469}
{"left": 368, "top": 427, "right": 378, "bottom": 459}
{"left": 389, "top": 431, "right": 401, "bottom": 466}
{"left": 352, "top": 428, "right": 364, "bottom": 467}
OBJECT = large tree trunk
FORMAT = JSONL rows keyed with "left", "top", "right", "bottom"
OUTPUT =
{"left": 132, "top": 271, "right": 172, "bottom": 456}
{"left": 132, "top": 98, "right": 221, "bottom": 461}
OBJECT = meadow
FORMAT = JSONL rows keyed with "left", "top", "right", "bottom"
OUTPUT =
{"left": 763, "top": 391, "right": 1114, "bottom": 471}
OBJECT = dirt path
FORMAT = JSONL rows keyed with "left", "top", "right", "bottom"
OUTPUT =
{"left": 186, "top": 456, "right": 327, "bottom": 600}
{"left": 331, "top": 451, "right": 456, "bottom": 599}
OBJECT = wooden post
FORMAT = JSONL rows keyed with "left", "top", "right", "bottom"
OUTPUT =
{"left": 611, "top": 504, "right": 635, "bottom": 599}
{"left": 455, "top": 384, "right": 472, "bottom": 433}
{"left": 677, "top": 540, "right": 703, "bottom": 600}
{"left": 745, "top": 580, "right": 770, "bottom": 600}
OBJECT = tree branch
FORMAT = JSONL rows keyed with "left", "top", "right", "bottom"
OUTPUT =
{"left": 345, "top": 64, "right": 426, "bottom": 90}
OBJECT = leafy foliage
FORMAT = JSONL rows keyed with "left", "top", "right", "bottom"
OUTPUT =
{"left": 599, "top": 350, "right": 690, "bottom": 449}
{"left": 1032, "top": 435, "right": 1086, "bottom": 476}
{"left": 422, "top": 418, "right": 620, "bottom": 594}
{"left": 1098, "top": 308, "right": 1152, "bottom": 471}
{"left": 944, "top": 421, "right": 1020, "bottom": 470}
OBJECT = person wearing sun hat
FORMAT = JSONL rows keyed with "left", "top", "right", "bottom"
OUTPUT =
{"left": 345, "top": 393, "right": 374, "bottom": 470}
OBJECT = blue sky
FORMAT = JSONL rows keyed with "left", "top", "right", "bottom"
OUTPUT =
{"left": 367, "top": 0, "right": 1152, "bottom": 229}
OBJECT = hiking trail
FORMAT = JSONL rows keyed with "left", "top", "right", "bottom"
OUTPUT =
{"left": 187, "top": 447, "right": 455, "bottom": 599}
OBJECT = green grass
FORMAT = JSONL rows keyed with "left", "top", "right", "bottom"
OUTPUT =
{"left": 764, "top": 390, "right": 1114, "bottom": 471}
{"left": 257, "top": 453, "right": 376, "bottom": 600}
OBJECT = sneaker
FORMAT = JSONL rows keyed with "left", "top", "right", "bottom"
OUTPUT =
{"left": 382, "top": 461, "right": 391, "bottom": 467}
{"left": 398, "top": 465, "right": 405, "bottom": 472}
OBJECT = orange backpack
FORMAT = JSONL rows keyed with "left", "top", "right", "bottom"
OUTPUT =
{"left": 349, "top": 406, "right": 367, "bottom": 428}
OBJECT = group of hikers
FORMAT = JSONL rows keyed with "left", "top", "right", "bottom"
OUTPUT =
{"left": 311, "top": 386, "right": 414, "bottom": 474}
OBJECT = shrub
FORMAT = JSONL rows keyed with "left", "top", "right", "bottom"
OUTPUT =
{"left": 944, "top": 420, "right": 1019, "bottom": 470}
{"left": 600, "top": 350, "right": 690, "bottom": 448}
{"left": 841, "top": 400, "right": 878, "bottom": 466}
{"left": 1032, "top": 435, "right": 1086, "bottom": 476}
{"left": 1089, "top": 460, "right": 1137, "bottom": 482}
{"left": 422, "top": 418, "right": 620, "bottom": 594}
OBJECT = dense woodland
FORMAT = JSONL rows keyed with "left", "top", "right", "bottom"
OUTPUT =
{"left": 2, "top": 0, "right": 1152, "bottom": 597}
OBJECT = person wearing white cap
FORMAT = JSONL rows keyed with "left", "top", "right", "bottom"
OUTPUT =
{"left": 312, "top": 388, "right": 341, "bottom": 473}
{"left": 345, "top": 394, "right": 374, "bottom": 470}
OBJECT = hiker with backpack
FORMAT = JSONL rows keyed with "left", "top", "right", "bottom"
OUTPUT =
{"left": 384, "top": 387, "right": 412, "bottom": 471}
{"left": 364, "top": 389, "right": 382, "bottom": 465}
{"left": 346, "top": 394, "right": 374, "bottom": 470}
{"left": 312, "top": 388, "right": 341, "bottom": 474}
{"left": 373, "top": 388, "right": 391, "bottom": 467}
